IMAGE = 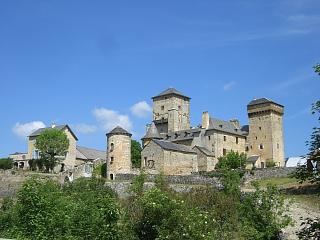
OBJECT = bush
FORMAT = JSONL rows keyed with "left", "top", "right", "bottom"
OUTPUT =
{"left": 266, "top": 160, "right": 276, "bottom": 168}
{"left": 216, "top": 151, "right": 246, "bottom": 170}
{"left": 0, "top": 158, "right": 13, "bottom": 170}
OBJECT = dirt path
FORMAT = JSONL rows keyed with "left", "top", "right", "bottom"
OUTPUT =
{"left": 282, "top": 200, "right": 320, "bottom": 240}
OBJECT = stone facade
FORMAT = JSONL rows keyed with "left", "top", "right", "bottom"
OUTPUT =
{"left": 247, "top": 100, "right": 285, "bottom": 167}
{"left": 106, "top": 126, "right": 132, "bottom": 180}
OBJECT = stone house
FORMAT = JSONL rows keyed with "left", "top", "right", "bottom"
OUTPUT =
{"left": 10, "top": 124, "right": 106, "bottom": 175}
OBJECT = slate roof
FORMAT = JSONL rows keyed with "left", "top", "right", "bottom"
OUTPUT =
{"left": 247, "top": 155, "right": 260, "bottom": 163}
{"left": 193, "top": 146, "right": 214, "bottom": 156}
{"left": 163, "top": 128, "right": 201, "bottom": 142}
{"left": 152, "top": 88, "right": 190, "bottom": 100}
{"left": 29, "top": 124, "right": 78, "bottom": 140}
{"left": 153, "top": 139, "right": 196, "bottom": 154}
{"left": 106, "top": 126, "right": 132, "bottom": 136}
{"left": 208, "top": 118, "right": 248, "bottom": 136}
{"left": 76, "top": 146, "right": 106, "bottom": 161}
{"left": 142, "top": 122, "right": 162, "bottom": 140}
{"left": 248, "top": 98, "right": 283, "bottom": 107}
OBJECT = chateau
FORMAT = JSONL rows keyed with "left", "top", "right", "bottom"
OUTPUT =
{"left": 10, "top": 87, "right": 285, "bottom": 180}
{"left": 106, "top": 88, "right": 285, "bottom": 179}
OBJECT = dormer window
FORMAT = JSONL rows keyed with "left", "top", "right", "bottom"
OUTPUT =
{"left": 219, "top": 124, "right": 223, "bottom": 128}
{"left": 175, "top": 133, "right": 179, "bottom": 138}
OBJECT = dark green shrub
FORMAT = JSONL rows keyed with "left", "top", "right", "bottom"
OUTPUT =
{"left": 0, "top": 158, "right": 13, "bottom": 170}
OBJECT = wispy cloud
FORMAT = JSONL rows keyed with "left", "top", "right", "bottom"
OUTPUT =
{"left": 223, "top": 81, "right": 236, "bottom": 91}
{"left": 273, "top": 72, "right": 315, "bottom": 91}
{"left": 130, "top": 101, "right": 152, "bottom": 118}
{"left": 12, "top": 121, "right": 46, "bottom": 138}
{"left": 73, "top": 123, "right": 97, "bottom": 134}
{"left": 93, "top": 108, "right": 132, "bottom": 132}
{"left": 286, "top": 106, "right": 311, "bottom": 120}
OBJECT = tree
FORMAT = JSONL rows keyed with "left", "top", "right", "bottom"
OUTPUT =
{"left": 35, "top": 129, "right": 69, "bottom": 172}
{"left": 293, "top": 64, "right": 320, "bottom": 184}
{"left": 131, "top": 140, "right": 142, "bottom": 168}
{"left": 0, "top": 158, "right": 13, "bottom": 170}
{"left": 215, "top": 150, "right": 247, "bottom": 170}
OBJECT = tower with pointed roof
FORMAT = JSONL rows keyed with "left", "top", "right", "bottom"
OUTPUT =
{"left": 106, "top": 126, "right": 132, "bottom": 180}
{"left": 152, "top": 88, "right": 190, "bottom": 133}
{"left": 247, "top": 98, "right": 285, "bottom": 167}
{"left": 141, "top": 122, "right": 162, "bottom": 147}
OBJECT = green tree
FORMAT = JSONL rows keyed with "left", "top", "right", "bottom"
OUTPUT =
{"left": 131, "top": 140, "right": 142, "bottom": 168}
{"left": 216, "top": 150, "right": 247, "bottom": 170}
{"left": 35, "top": 129, "right": 69, "bottom": 172}
{"left": 0, "top": 158, "right": 13, "bottom": 170}
{"left": 293, "top": 64, "right": 320, "bottom": 184}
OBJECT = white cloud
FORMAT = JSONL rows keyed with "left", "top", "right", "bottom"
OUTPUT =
{"left": 12, "top": 121, "right": 46, "bottom": 138}
{"left": 93, "top": 108, "right": 132, "bottom": 132}
{"left": 130, "top": 101, "right": 152, "bottom": 118}
{"left": 223, "top": 81, "right": 236, "bottom": 91}
{"left": 73, "top": 123, "right": 97, "bottom": 134}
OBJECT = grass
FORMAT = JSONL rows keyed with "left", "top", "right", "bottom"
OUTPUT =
{"left": 251, "top": 177, "right": 300, "bottom": 188}
{"left": 249, "top": 176, "right": 320, "bottom": 211}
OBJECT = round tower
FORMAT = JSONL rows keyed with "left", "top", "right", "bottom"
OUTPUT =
{"left": 106, "top": 126, "right": 132, "bottom": 180}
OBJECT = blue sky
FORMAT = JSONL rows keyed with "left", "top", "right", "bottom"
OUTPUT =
{"left": 0, "top": 0, "right": 319, "bottom": 158}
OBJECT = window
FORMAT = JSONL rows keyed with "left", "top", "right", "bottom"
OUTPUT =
{"left": 178, "top": 105, "right": 181, "bottom": 110}
{"left": 223, "top": 148, "right": 227, "bottom": 156}
{"left": 236, "top": 137, "right": 239, "bottom": 144}
{"left": 110, "top": 143, "right": 114, "bottom": 152}
{"left": 85, "top": 164, "right": 92, "bottom": 174}
{"left": 110, "top": 157, "right": 114, "bottom": 164}
{"left": 161, "top": 105, "right": 164, "bottom": 110}
{"left": 245, "top": 146, "right": 249, "bottom": 151}
{"left": 259, "top": 144, "right": 264, "bottom": 150}
{"left": 144, "top": 157, "right": 147, "bottom": 167}
{"left": 224, "top": 136, "right": 226, "bottom": 141}
{"left": 259, "top": 127, "right": 262, "bottom": 130}
{"left": 277, "top": 143, "right": 279, "bottom": 149}
{"left": 32, "top": 150, "right": 39, "bottom": 159}
{"left": 208, "top": 136, "right": 211, "bottom": 140}
{"left": 110, "top": 174, "right": 114, "bottom": 180}
{"left": 255, "top": 136, "right": 258, "bottom": 140}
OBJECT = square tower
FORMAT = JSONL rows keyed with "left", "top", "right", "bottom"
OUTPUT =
{"left": 152, "top": 88, "right": 190, "bottom": 133}
{"left": 247, "top": 98, "right": 285, "bottom": 167}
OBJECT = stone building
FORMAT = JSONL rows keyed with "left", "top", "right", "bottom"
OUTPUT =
{"left": 140, "top": 88, "right": 285, "bottom": 175}
{"left": 106, "top": 126, "right": 132, "bottom": 180}
{"left": 10, "top": 124, "right": 106, "bottom": 175}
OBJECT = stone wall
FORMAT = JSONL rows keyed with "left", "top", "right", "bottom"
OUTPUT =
{"left": 243, "top": 167, "right": 296, "bottom": 182}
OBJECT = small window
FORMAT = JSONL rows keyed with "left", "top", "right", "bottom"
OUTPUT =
{"left": 245, "top": 146, "right": 249, "bottom": 151}
{"left": 259, "top": 127, "right": 262, "bottom": 130}
{"left": 277, "top": 143, "right": 279, "bottom": 149}
{"left": 110, "top": 157, "right": 114, "bottom": 164}
{"left": 178, "top": 105, "right": 181, "bottom": 110}
{"left": 110, "top": 143, "right": 114, "bottom": 152}
{"left": 236, "top": 137, "right": 238, "bottom": 144}
{"left": 110, "top": 174, "right": 114, "bottom": 180}
{"left": 144, "top": 157, "right": 147, "bottom": 167}
{"left": 255, "top": 136, "right": 258, "bottom": 140}
{"left": 161, "top": 105, "right": 164, "bottom": 110}
{"left": 223, "top": 148, "right": 227, "bottom": 156}
{"left": 224, "top": 136, "right": 226, "bottom": 141}
{"left": 208, "top": 136, "right": 211, "bottom": 140}
{"left": 259, "top": 144, "right": 264, "bottom": 150}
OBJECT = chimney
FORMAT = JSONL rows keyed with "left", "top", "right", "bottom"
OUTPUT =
{"left": 202, "top": 111, "right": 210, "bottom": 129}
{"left": 230, "top": 119, "right": 240, "bottom": 129}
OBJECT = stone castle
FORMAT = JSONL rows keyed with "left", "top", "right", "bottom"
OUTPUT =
{"left": 9, "top": 87, "right": 285, "bottom": 180}
{"left": 106, "top": 88, "right": 285, "bottom": 180}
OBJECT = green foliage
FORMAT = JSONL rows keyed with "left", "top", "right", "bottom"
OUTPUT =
{"left": 293, "top": 64, "right": 320, "bottom": 185}
{"left": 0, "top": 177, "right": 123, "bottom": 240}
{"left": 266, "top": 160, "right": 276, "bottom": 168}
{"left": 240, "top": 184, "right": 292, "bottom": 239}
{"left": 216, "top": 150, "right": 246, "bottom": 170}
{"left": 129, "top": 171, "right": 146, "bottom": 195}
{"left": 92, "top": 163, "right": 107, "bottom": 178}
{"left": 131, "top": 140, "right": 142, "bottom": 168}
{"left": 35, "top": 128, "right": 69, "bottom": 172}
{"left": 220, "top": 169, "right": 241, "bottom": 196}
{"left": 154, "top": 172, "right": 169, "bottom": 191}
{"left": 0, "top": 158, "right": 13, "bottom": 170}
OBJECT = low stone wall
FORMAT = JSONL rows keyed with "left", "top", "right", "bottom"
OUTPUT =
{"left": 243, "top": 167, "right": 297, "bottom": 183}
{"left": 115, "top": 173, "right": 222, "bottom": 189}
